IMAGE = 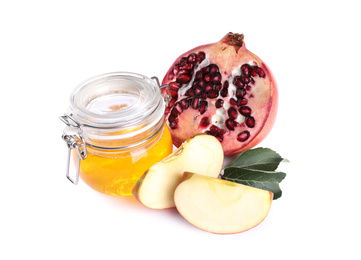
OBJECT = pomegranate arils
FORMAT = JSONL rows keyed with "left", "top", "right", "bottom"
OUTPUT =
{"left": 187, "top": 53, "right": 197, "bottom": 63}
{"left": 211, "top": 72, "right": 221, "bottom": 83}
{"left": 228, "top": 107, "right": 238, "bottom": 119}
{"left": 237, "top": 98, "right": 248, "bottom": 106}
{"left": 207, "top": 90, "right": 218, "bottom": 99}
{"left": 210, "top": 125, "right": 219, "bottom": 134}
{"left": 208, "top": 64, "right": 219, "bottom": 73}
{"left": 245, "top": 116, "right": 255, "bottom": 128}
{"left": 197, "top": 51, "right": 205, "bottom": 62}
{"left": 237, "top": 130, "right": 250, "bottom": 142}
{"left": 229, "top": 98, "right": 237, "bottom": 105}
{"left": 225, "top": 119, "right": 236, "bottom": 131}
{"left": 180, "top": 98, "right": 190, "bottom": 109}
{"left": 236, "top": 88, "right": 246, "bottom": 98}
{"left": 199, "top": 100, "right": 208, "bottom": 114}
{"left": 177, "top": 74, "right": 191, "bottom": 84}
{"left": 162, "top": 33, "right": 278, "bottom": 155}
{"left": 191, "top": 98, "right": 201, "bottom": 109}
{"left": 169, "top": 82, "right": 180, "bottom": 89}
{"left": 239, "top": 106, "right": 252, "bottom": 116}
{"left": 195, "top": 71, "right": 203, "bottom": 79}
{"left": 200, "top": 116, "right": 211, "bottom": 127}
{"left": 215, "top": 99, "right": 224, "bottom": 108}
{"left": 241, "top": 64, "right": 251, "bottom": 76}
{"left": 256, "top": 67, "right": 265, "bottom": 78}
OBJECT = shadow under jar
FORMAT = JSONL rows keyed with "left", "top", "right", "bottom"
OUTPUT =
{"left": 60, "top": 72, "right": 173, "bottom": 196}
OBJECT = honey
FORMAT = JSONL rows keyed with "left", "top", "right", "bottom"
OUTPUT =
{"left": 60, "top": 72, "right": 173, "bottom": 195}
{"left": 76, "top": 125, "right": 172, "bottom": 195}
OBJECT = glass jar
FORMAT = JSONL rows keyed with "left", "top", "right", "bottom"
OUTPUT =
{"left": 60, "top": 72, "right": 173, "bottom": 196}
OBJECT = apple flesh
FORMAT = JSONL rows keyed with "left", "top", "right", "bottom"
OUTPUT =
{"left": 174, "top": 173, "right": 273, "bottom": 234}
{"left": 132, "top": 134, "right": 224, "bottom": 209}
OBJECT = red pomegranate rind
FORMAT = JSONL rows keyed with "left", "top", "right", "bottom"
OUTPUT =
{"left": 162, "top": 33, "right": 278, "bottom": 155}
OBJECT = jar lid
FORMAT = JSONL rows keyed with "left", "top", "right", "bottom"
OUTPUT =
{"left": 67, "top": 72, "right": 166, "bottom": 140}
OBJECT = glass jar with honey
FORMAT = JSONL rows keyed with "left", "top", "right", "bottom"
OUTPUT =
{"left": 60, "top": 72, "right": 173, "bottom": 196}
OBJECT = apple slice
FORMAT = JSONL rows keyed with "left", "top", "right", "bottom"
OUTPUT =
{"left": 132, "top": 134, "right": 223, "bottom": 209}
{"left": 174, "top": 173, "right": 273, "bottom": 234}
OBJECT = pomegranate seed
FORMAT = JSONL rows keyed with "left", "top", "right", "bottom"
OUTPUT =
{"left": 180, "top": 62, "right": 193, "bottom": 71}
{"left": 204, "top": 84, "right": 213, "bottom": 93}
{"left": 179, "top": 57, "right": 187, "bottom": 66}
{"left": 207, "top": 90, "right": 218, "bottom": 99}
{"left": 169, "top": 82, "right": 180, "bottom": 89}
{"left": 236, "top": 88, "right": 246, "bottom": 98}
{"left": 241, "top": 76, "right": 251, "bottom": 84}
{"left": 168, "top": 115, "right": 177, "bottom": 123}
{"left": 225, "top": 119, "right": 236, "bottom": 131}
{"left": 191, "top": 98, "right": 201, "bottom": 109}
{"left": 208, "top": 64, "right": 219, "bottom": 73}
{"left": 211, "top": 72, "right": 221, "bottom": 83}
{"left": 220, "top": 88, "right": 228, "bottom": 97}
{"left": 168, "top": 98, "right": 176, "bottom": 108}
{"left": 228, "top": 107, "right": 238, "bottom": 119}
{"left": 171, "top": 107, "right": 179, "bottom": 117}
{"left": 168, "top": 72, "right": 174, "bottom": 80}
{"left": 176, "top": 74, "right": 191, "bottom": 84}
{"left": 173, "top": 64, "right": 179, "bottom": 75}
{"left": 204, "top": 74, "right": 211, "bottom": 82}
{"left": 241, "top": 64, "right": 251, "bottom": 76}
{"left": 169, "top": 120, "right": 178, "bottom": 129}
{"left": 223, "top": 80, "right": 229, "bottom": 89}
{"left": 199, "top": 116, "right": 211, "bottom": 127}
{"left": 251, "top": 66, "right": 258, "bottom": 77}
{"left": 237, "top": 98, "right": 248, "bottom": 107}
{"left": 215, "top": 99, "right": 224, "bottom": 108}
{"left": 199, "top": 100, "right": 208, "bottom": 114}
{"left": 195, "top": 71, "right": 203, "bottom": 79}
{"left": 214, "top": 83, "right": 222, "bottom": 91}
{"left": 187, "top": 53, "right": 197, "bottom": 63}
{"left": 174, "top": 103, "right": 183, "bottom": 113}
{"left": 239, "top": 106, "right": 252, "bottom": 116}
{"left": 197, "top": 51, "right": 205, "bottom": 62}
{"left": 180, "top": 98, "right": 190, "bottom": 109}
{"left": 185, "top": 88, "right": 194, "bottom": 97}
{"left": 170, "top": 88, "right": 178, "bottom": 98}
{"left": 245, "top": 116, "right": 255, "bottom": 128}
{"left": 210, "top": 125, "right": 219, "bottom": 134}
{"left": 237, "top": 130, "right": 250, "bottom": 142}
{"left": 257, "top": 67, "right": 265, "bottom": 78}
{"left": 229, "top": 98, "right": 237, "bottom": 105}
{"left": 194, "top": 86, "right": 204, "bottom": 97}
{"left": 234, "top": 79, "right": 244, "bottom": 88}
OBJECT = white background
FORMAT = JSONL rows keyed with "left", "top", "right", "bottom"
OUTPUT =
{"left": 1, "top": 0, "right": 360, "bottom": 259}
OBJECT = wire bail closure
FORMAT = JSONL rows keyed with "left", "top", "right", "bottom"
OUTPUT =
{"left": 60, "top": 114, "right": 87, "bottom": 185}
{"left": 151, "top": 76, "right": 171, "bottom": 105}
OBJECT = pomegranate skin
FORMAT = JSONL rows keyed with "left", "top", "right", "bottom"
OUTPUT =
{"left": 162, "top": 33, "right": 278, "bottom": 155}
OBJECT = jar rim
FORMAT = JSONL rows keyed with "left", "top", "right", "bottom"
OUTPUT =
{"left": 68, "top": 71, "right": 165, "bottom": 131}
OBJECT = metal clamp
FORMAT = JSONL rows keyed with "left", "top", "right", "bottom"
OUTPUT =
{"left": 60, "top": 114, "right": 88, "bottom": 185}
{"left": 152, "top": 76, "right": 171, "bottom": 105}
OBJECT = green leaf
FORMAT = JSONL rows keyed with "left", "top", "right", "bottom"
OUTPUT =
{"left": 222, "top": 167, "right": 286, "bottom": 200}
{"left": 222, "top": 148, "right": 288, "bottom": 200}
{"left": 226, "top": 147, "right": 284, "bottom": 171}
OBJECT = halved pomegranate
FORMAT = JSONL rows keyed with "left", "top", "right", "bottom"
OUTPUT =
{"left": 162, "top": 33, "right": 278, "bottom": 155}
